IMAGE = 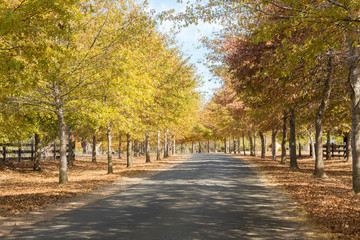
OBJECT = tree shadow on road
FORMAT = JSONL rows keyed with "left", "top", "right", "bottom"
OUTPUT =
{"left": 6, "top": 154, "right": 323, "bottom": 240}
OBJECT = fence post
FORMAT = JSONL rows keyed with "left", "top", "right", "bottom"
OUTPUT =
{"left": 18, "top": 140, "right": 21, "bottom": 162}
{"left": 72, "top": 140, "right": 75, "bottom": 161}
{"left": 53, "top": 141, "right": 56, "bottom": 160}
{"left": 31, "top": 139, "right": 34, "bottom": 161}
{"left": 344, "top": 143, "right": 347, "bottom": 158}
{"left": 331, "top": 143, "right": 335, "bottom": 158}
{"left": 3, "top": 146, "right": 6, "bottom": 161}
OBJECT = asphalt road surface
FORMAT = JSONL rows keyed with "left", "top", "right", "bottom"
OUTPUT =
{"left": 5, "top": 154, "right": 315, "bottom": 240}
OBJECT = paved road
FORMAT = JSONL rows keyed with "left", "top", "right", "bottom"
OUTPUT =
{"left": 5, "top": 154, "right": 314, "bottom": 240}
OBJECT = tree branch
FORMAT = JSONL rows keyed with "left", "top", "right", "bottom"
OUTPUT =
{"left": 13, "top": 0, "right": 26, "bottom": 13}
{"left": 326, "top": 0, "right": 347, "bottom": 10}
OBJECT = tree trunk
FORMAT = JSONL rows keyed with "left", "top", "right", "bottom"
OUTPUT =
{"left": 33, "top": 133, "right": 41, "bottom": 171}
{"left": 237, "top": 136, "right": 240, "bottom": 154}
{"left": 172, "top": 136, "right": 176, "bottom": 155}
{"left": 347, "top": 131, "right": 353, "bottom": 162}
{"left": 107, "top": 126, "right": 113, "bottom": 174}
{"left": 310, "top": 133, "right": 315, "bottom": 159}
{"left": 207, "top": 139, "right": 210, "bottom": 153}
{"left": 57, "top": 104, "right": 68, "bottom": 184}
{"left": 326, "top": 131, "right": 331, "bottom": 160}
{"left": 199, "top": 141, "right": 202, "bottom": 153}
{"left": 233, "top": 136, "right": 236, "bottom": 154}
{"left": 134, "top": 139, "right": 138, "bottom": 157}
{"left": 164, "top": 130, "right": 169, "bottom": 158}
{"left": 118, "top": 135, "right": 122, "bottom": 159}
{"left": 168, "top": 141, "right": 171, "bottom": 156}
{"left": 146, "top": 133, "right": 150, "bottom": 163}
{"left": 348, "top": 30, "right": 360, "bottom": 193}
{"left": 289, "top": 107, "right": 298, "bottom": 169}
{"left": 167, "top": 131, "right": 171, "bottom": 157}
{"left": 265, "top": 135, "right": 267, "bottom": 154}
{"left": 242, "top": 132, "right": 246, "bottom": 155}
{"left": 315, "top": 119, "right": 326, "bottom": 177}
{"left": 137, "top": 141, "right": 140, "bottom": 156}
{"left": 272, "top": 129, "right": 277, "bottom": 161}
{"left": 96, "top": 142, "right": 102, "bottom": 154}
{"left": 92, "top": 136, "right": 96, "bottom": 163}
{"left": 298, "top": 137, "right": 302, "bottom": 158}
{"left": 72, "top": 139, "right": 76, "bottom": 161}
{"left": 167, "top": 133, "right": 171, "bottom": 156}
{"left": 139, "top": 141, "right": 143, "bottom": 156}
{"left": 259, "top": 132, "right": 265, "bottom": 158}
{"left": 249, "top": 131, "right": 253, "bottom": 156}
{"left": 281, "top": 113, "right": 287, "bottom": 165}
{"left": 157, "top": 131, "right": 160, "bottom": 160}
{"left": 133, "top": 140, "right": 136, "bottom": 156}
{"left": 191, "top": 141, "right": 194, "bottom": 153}
{"left": 253, "top": 132, "right": 257, "bottom": 157}
{"left": 127, "top": 133, "right": 133, "bottom": 167}
{"left": 224, "top": 137, "right": 227, "bottom": 153}
{"left": 58, "top": 127, "right": 67, "bottom": 182}
{"left": 163, "top": 139, "right": 166, "bottom": 155}
{"left": 229, "top": 136, "right": 232, "bottom": 153}
{"left": 67, "top": 127, "right": 74, "bottom": 166}
{"left": 214, "top": 140, "right": 217, "bottom": 153}
{"left": 81, "top": 139, "right": 87, "bottom": 154}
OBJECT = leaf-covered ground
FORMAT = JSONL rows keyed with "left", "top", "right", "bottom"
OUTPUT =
{"left": 237, "top": 153, "right": 360, "bottom": 240}
{"left": 0, "top": 154, "right": 185, "bottom": 218}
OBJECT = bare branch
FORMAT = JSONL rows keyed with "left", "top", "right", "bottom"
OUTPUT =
{"left": 252, "top": 6, "right": 294, "bottom": 19}
{"left": 326, "top": 0, "right": 347, "bottom": 10}
{"left": 269, "top": 1, "right": 308, "bottom": 14}
{"left": 13, "top": 0, "right": 26, "bottom": 13}
{"left": 12, "top": 96, "right": 56, "bottom": 107}
{"left": 8, "top": 100, "right": 55, "bottom": 113}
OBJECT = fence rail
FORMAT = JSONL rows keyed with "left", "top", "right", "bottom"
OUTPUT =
{"left": 0, "top": 141, "right": 74, "bottom": 162}
{"left": 322, "top": 143, "right": 347, "bottom": 158}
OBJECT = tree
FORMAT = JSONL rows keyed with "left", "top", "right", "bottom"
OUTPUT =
{"left": 2, "top": 0, "right": 166, "bottom": 182}
{"left": 171, "top": 0, "right": 357, "bottom": 179}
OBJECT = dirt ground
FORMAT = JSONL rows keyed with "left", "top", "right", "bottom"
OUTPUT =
{"left": 236, "top": 152, "right": 360, "bottom": 240}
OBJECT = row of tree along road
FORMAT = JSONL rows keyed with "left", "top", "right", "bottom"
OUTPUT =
{"left": 4, "top": 0, "right": 360, "bottom": 196}
{"left": 0, "top": 1, "right": 201, "bottom": 184}
{"left": 161, "top": 0, "right": 360, "bottom": 193}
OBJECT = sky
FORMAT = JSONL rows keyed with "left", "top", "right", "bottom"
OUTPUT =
{"left": 146, "top": 0, "right": 222, "bottom": 100}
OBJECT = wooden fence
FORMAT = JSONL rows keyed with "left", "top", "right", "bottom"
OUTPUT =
{"left": 0, "top": 141, "right": 74, "bottom": 162}
{"left": 322, "top": 143, "right": 347, "bottom": 158}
